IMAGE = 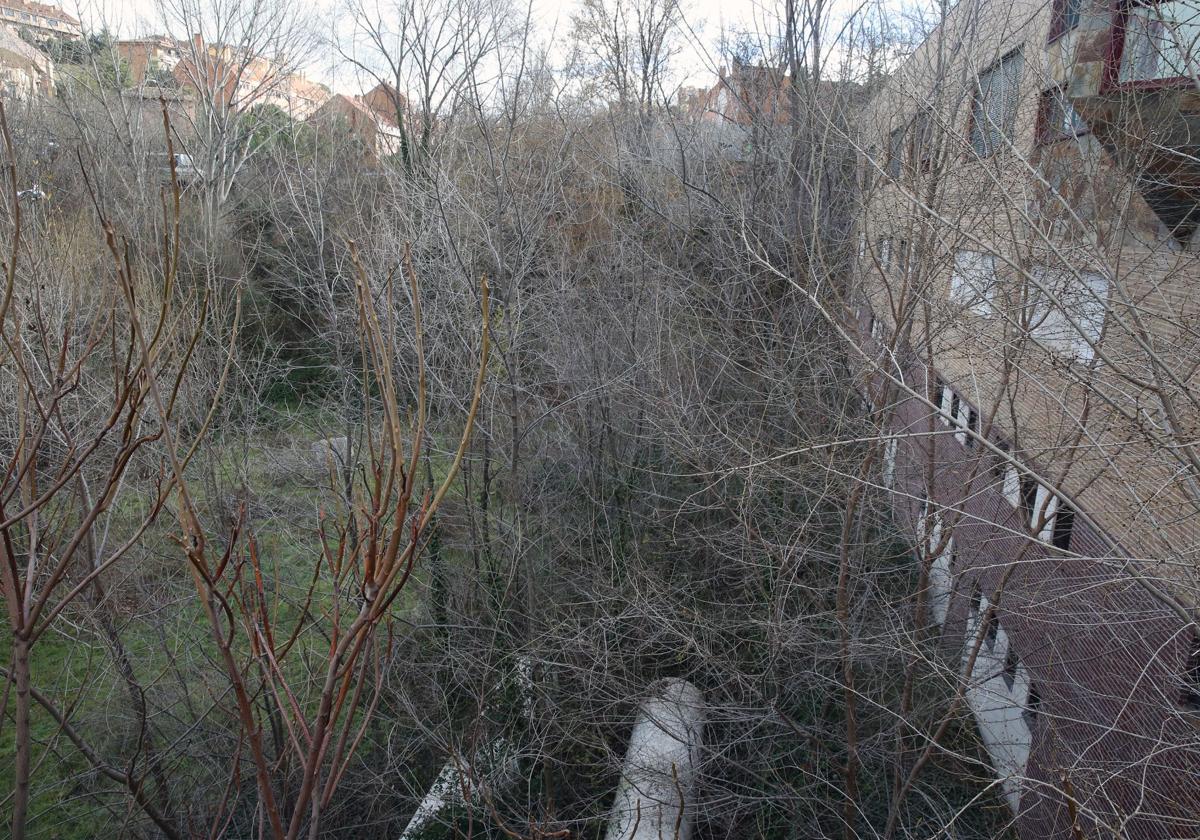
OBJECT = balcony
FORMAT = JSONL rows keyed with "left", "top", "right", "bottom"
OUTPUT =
{"left": 1064, "top": 0, "right": 1200, "bottom": 244}
{"left": 1115, "top": 0, "right": 1200, "bottom": 86}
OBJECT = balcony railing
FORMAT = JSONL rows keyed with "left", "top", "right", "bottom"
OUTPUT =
{"left": 1113, "top": 0, "right": 1200, "bottom": 87}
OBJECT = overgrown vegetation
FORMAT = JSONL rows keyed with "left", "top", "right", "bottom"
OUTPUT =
{"left": 0, "top": 0, "right": 1022, "bottom": 837}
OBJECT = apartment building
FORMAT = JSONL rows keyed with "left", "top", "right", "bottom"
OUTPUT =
{"left": 686, "top": 59, "right": 792, "bottom": 126}
{"left": 0, "top": 0, "right": 79, "bottom": 41}
{"left": 170, "top": 35, "right": 329, "bottom": 119}
{"left": 856, "top": 0, "right": 1200, "bottom": 837}
{"left": 116, "top": 36, "right": 183, "bottom": 85}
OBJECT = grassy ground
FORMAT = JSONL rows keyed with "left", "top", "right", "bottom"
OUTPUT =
{"left": 1, "top": 404, "right": 434, "bottom": 838}
{"left": 2, "top": 408, "right": 1014, "bottom": 839}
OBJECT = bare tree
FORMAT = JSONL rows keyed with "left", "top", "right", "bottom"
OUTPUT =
{"left": 155, "top": 0, "right": 317, "bottom": 232}
{"left": 339, "top": 0, "right": 517, "bottom": 173}
{"left": 570, "top": 0, "right": 685, "bottom": 124}
{"left": 0, "top": 107, "right": 213, "bottom": 840}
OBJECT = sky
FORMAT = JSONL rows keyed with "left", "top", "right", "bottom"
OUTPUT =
{"left": 74, "top": 0, "right": 764, "bottom": 40}
{"left": 62, "top": 0, "right": 816, "bottom": 92}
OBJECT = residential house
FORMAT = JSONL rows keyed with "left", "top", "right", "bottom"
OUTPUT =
{"left": 682, "top": 59, "right": 792, "bottom": 127}
{"left": 857, "top": 0, "right": 1200, "bottom": 836}
{"left": 675, "top": 84, "right": 709, "bottom": 114}
{"left": 678, "top": 61, "right": 848, "bottom": 166}
{"left": 360, "top": 81, "right": 406, "bottom": 124}
{"left": 307, "top": 84, "right": 406, "bottom": 160}
{"left": 271, "top": 72, "right": 328, "bottom": 121}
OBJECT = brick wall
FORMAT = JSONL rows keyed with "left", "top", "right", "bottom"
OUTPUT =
{"left": 862, "top": 308, "right": 1200, "bottom": 839}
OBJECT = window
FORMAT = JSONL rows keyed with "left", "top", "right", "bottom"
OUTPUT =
{"left": 965, "top": 407, "right": 980, "bottom": 449}
{"left": 920, "top": 499, "right": 953, "bottom": 626}
{"left": 967, "top": 587, "right": 989, "bottom": 646}
{"left": 954, "top": 396, "right": 972, "bottom": 446}
{"left": 992, "top": 439, "right": 1013, "bottom": 478}
{"left": 1000, "top": 462, "right": 1020, "bottom": 506}
{"left": 1024, "top": 681, "right": 1041, "bottom": 727}
{"left": 861, "top": 385, "right": 877, "bottom": 412}
{"left": 933, "top": 380, "right": 981, "bottom": 446}
{"left": 896, "top": 239, "right": 910, "bottom": 275}
{"left": 918, "top": 497, "right": 943, "bottom": 555}
{"left": 949, "top": 250, "right": 998, "bottom": 314}
{"left": 1019, "top": 475, "right": 1039, "bottom": 522}
{"left": 1183, "top": 634, "right": 1200, "bottom": 711}
{"left": 1033, "top": 481, "right": 1059, "bottom": 541}
{"left": 1118, "top": 1, "right": 1200, "bottom": 84}
{"left": 870, "top": 316, "right": 884, "bottom": 342}
{"left": 886, "top": 126, "right": 905, "bottom": 178}
{"left": 1027, "top": 265, "right": 1109, "bottom": 362}
{"left": 937, "top": 381, "right": 954, "bottom": 427}
{"left": 1003, "top": 648, "right": 1020, "bottom": 690}
{"left": 969, "top": 50, "right": 1024, "bottom": 158}
{"left": 1051, "top": 502, "right": 1075, "bottom": 550}
{"left": 1049, "top": 0, "right": 1082, "bottom": 41}
{"left": 911, "top": 108, "right": 934, "bottom": 172}
{"left": 984, "top": 609, "right": 999, "bottom": 649}
{"left": 862, "top": 146, "right": 877, "bottom": 194}
{"left": 930, "top": 541, "right": 954, "bottom": 627}
{"left": 878, "top": 237, "right": 893, "bottom": 269}
{"left": 883, "top": 436, "right": 898, "bottom": 488}
{"left": 1037, "top": 87, "right": 1088, "bottom": 144}
{"left": 1022, "top": 479, "right": 1073, "bottom": 545}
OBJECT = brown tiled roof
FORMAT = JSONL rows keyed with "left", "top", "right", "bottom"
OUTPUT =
{"left": 362, "top": 82, "right": 406, "bottom": 125}
{"left": 311, "top": 91, "right": 398, "bottom": 125}
{"left": 286, "top": 73, "right": 329, "bottom": 103}
{"left": 315, "top": 92, "right": 373, "bottom": 119}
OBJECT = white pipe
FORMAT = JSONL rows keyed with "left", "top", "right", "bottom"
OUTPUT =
{"left": 397, "top": 736, "right": 520, "bottom": 840}
{"left": 604, "top": 679, "right": 705, "bottom": 840}
{"left": 398, "top": 659, "right": 533, "bottom": 840}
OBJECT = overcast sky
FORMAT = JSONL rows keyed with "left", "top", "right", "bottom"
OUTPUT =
{"left": 64, "top": 0, "right": 832, "bottom": 92}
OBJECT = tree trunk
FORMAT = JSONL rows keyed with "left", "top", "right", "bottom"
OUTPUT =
{"left": 12, "top": 634, "right": 32, "bottom": 840}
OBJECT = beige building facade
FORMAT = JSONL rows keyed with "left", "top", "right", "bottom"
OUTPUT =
{"left": 0, "top": 22, "right": 51, "bottom": 97}
{"left": 857, "top": 0, "right": 1200, "bottom": 835}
